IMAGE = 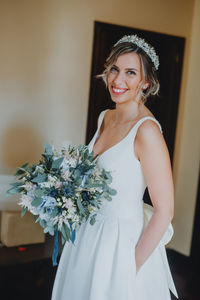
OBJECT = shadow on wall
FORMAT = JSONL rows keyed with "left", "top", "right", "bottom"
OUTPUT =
{"left": 2, "top": 123, "right": 43, "bottom": 170}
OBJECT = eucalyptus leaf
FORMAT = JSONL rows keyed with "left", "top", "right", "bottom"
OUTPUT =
{"left": 44, "top": 143, "right": 53, "bottom": 155}
{"left": 77, "top": 197, "right": 85, "bottom": 214}
{"left": 64, "top": 224, "right": 71, "bottom": 240}
{"left": 90, "top": 215, "right": 96, "bottom": 225}
{"left": 14, "top": 168, "right": 26, "bottom": 176}
{"left": 10, "top": 182, "right": 23, "bottom": 187}
{"left": 73, "top": 169, "right": 81, "bottom": 180}
{"left": 104, "top": 195, "right": 112, "bottom": 201}
{"left": 61, "top": 225, "right": 70, "bottom": 242}
{"left": 31, "top": 197, "right": 43, "bottom": 207}
{"left": 40, "top": 219, "right": 46, "bottom": 228}
{"left": 50, "top": 208, "right": 59, "bottom": 218}
{"left": 32, "top": 174, "right": 46, "bottom": 183}
{"left": 6, "top": 187, "right": 23, "bottom": 196}
{"left": 61, "top": 235, "right": 66, "bottom": 245}
{"left": 21, "top": 207, "right": 27, "bottom": 217}
{"left": 61, "top": 226, "right": 67, "bottom": 240}
{"left": 108, "top": 188, "right": 117, "bottom": 196}
{"left": 52, "top": 157, "right": 64, "bottom": 169}
{"left": 34, "top": 188, "right": 46, "bottom": 197}
{"left": 33, "top": 215, "right": 39, "bottom": 222}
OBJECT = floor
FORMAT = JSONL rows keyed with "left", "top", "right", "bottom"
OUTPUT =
{"left": 167, "top": 249, "right": 199, "bottom": 300}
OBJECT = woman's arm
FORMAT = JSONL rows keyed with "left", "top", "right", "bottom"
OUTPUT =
{"left": 134, "top": 120, "right": 174, "bottom": 273}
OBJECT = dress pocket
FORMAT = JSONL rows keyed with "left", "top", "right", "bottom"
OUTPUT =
{"left": 130, "top": 238, "right": 137, "bottom": 278}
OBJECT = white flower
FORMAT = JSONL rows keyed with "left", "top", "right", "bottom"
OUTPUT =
{"left": 30, "top": 206, "right": 39, "bottom": 215}
{"left": 63, "top": 149, "right": 71, "bottom": 160}
{"left": 62, "top": 197, "right": 73, "bottom": 209}
{"left": 35, "top": 165, "right": 44, "bottom": 173}
{"left": 60, "top": 158, "right": 70, "bottom": 172}
{"left": 18, "top": 194, "right": 32, "bottom": 210}
{"left": 88, "top": 204, "right": 97, "bottom": 213}
{"left": 68, "top": 158, "right": 77, "bottom": 168}
{"left": 71, "top": 214, "right": 80, "bottom": 223}
{"left": 21, "top": 182, "right": 36, "bottom": 191}
{"left": 39, "top": 211, "right": 50, "bottom": 221}
{"left": 55, "top": 181, "right": 62, "bottom": 189}
{"left": 53, "top": 215, "right": 69, "bottom": 231}
{"left": 21, "top": 176, "right": 27, "bottom": 183}
{"left": 67, "top": 206, "right": 77, "bottom": 219}
{"left": 48, "top": 174, "right": 57, "bottom": 183}
{"left": 62, "top": 169, "right": 71, "bottom": 181}
{"left": 39, "top": 181, "right": 52, "bottom": 188}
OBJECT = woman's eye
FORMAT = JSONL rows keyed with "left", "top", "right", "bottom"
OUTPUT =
{"left": 110, "top": 67, "right": 118, "bottom": 72}
{"left": 127, "top": 70, "right": 136, "bottom": 75}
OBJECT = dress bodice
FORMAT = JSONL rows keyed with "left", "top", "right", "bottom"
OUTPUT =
{"left": 88, "top": 109, "right": 163, "bottom": 229}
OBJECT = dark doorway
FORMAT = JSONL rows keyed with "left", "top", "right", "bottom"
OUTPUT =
{"left": 86, "top": 21, "right": 185, "bottom": 205}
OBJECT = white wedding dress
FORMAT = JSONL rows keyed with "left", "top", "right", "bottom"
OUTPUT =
{"left": 51, "top": 109, "right": 178, "bottom": 300}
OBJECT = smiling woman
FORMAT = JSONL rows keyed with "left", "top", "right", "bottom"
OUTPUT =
{"left": 97, "top": 38, "right": 160, "bottom": 103}
{"left": 51, "top": 35, "right": 178, "bottom": 300}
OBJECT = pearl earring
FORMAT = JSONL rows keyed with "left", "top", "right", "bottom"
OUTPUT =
{"left": 143, "top": 85, "right": 148, "bottom": 90}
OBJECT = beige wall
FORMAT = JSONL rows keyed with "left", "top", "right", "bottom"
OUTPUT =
{"left": 169, "top": 0, "right": 200, "bottom": 255}
{"left": 0, "top": 0, "right": 198, "bottom": 255}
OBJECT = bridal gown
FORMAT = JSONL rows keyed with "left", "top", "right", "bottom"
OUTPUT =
{"left": 51, "top": 109, "right": 178, "bottom": 300}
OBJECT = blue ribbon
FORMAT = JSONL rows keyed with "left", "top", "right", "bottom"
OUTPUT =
{"left": 52, "top": 228, "right": 59, "bottom": 266}
{"left": 52, "top": 224, "right": 76, "bottom": 266}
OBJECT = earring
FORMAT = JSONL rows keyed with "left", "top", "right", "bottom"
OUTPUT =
{"left": 143, "top": 84, "right": 148, "bottom": 90}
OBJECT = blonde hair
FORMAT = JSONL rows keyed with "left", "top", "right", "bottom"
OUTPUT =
{"left": 97, "top": 42, "right": 160, "bottom": 103}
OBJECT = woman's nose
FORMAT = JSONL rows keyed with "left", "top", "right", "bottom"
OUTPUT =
{"left": 113, "top": 71, "right": 125, "bottom": 86}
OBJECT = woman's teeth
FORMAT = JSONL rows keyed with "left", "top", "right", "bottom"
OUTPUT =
{"left": 112, "top": 87, "right": 127, "bottom": 94}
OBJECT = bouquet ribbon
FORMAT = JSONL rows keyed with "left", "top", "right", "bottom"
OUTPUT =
{"left": 52, "top": 223, "right": 76, "bottom": 266}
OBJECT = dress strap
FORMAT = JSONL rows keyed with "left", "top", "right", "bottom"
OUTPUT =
{"left": 130, "top": 116, "right": 163, "bottom": 138}
{"left": 97, "top": 109, "right": 108, "bottom": 129}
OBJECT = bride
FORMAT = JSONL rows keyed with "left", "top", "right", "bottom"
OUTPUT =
{"left": 51, "top": 34, "right": 178, "bottom": 300}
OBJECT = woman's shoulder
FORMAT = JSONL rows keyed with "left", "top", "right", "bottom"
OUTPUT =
{"left": 136, "top": 106, "right": 162, "bottom": 135}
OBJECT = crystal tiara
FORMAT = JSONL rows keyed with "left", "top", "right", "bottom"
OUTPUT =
{"left": 114, "top": 34, "right": 159, "bottom": 70}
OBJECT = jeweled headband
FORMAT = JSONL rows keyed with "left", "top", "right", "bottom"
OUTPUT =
{"left": 114, "top": 35, "right": 159, "bottom": 70}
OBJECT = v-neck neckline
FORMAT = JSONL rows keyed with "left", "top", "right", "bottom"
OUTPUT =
{"left": 92, "top": 110, "right": 156, "bottom": 159}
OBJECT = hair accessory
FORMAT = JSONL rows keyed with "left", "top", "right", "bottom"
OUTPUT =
{"left": 114, "top": 34, "right": 159, "bottom": 70}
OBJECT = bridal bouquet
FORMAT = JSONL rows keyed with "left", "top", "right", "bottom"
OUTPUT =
{"left": 7, "top": 143, "right": 116, "bottom": 265}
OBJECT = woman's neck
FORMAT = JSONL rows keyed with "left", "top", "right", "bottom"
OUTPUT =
{"left": 114, "top": 101, "right": 144, "bottom": 124}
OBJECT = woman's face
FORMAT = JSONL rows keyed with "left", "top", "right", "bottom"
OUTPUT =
{"left": 107, "top": 52, "right": 143, "bottom": 104}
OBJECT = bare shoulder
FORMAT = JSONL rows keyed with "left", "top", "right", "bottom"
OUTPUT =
{"left": 137, "top": 119, "right": 162, "bottom": 138}
{"left": 134, "top": 118, "right": 166, "bottom": 161}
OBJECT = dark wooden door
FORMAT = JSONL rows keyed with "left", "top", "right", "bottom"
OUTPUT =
{"left": 86, "top": 21, "right": 185, "bottom": 204}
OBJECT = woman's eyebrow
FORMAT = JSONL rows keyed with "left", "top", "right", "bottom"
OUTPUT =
{"left": 125, "top": 67, "right": 139, "bottom": 72}
{"left": 113, "top": 64, "right": 139, "bottom": 72}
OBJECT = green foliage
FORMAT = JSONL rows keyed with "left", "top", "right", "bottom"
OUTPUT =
{"left": 44, "top": 143, "right": 53, "bottom": 156}
{"left": 52, "top": 157, "right": 64, "bottom": 169}
{"left": 32, "top": 174, "right": 47, "bottom": 183}
{"left": 21, "top": 207, "right": 27, "bottom": 217}
{"left": 31, "top": 197, "right": 43, "bottom": 207}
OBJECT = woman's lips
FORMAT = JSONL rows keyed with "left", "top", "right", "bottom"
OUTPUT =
{"left": 111, "top": 86, "right": 128, "bottom": 95}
